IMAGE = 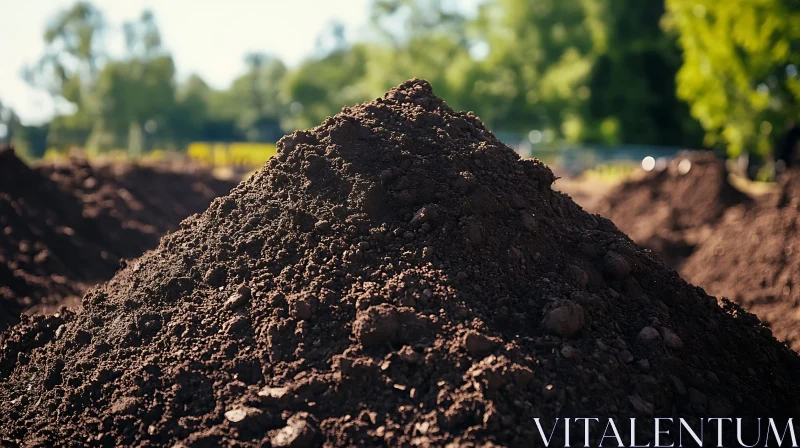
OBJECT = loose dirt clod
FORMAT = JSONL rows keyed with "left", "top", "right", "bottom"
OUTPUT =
{"left": 637, "top": 326, "right": 660, "bottom": 345}
{"left": 2, "top": 80, "right": 800, "bottom": 446}
{"left": 661, "top": 327, "right": 684, "bottom": 349}
{"left": 542, "top": 302, "right": 586, "bottom": 337}
{"left": 463, "top": 330, "right": 499, "bottom": 356}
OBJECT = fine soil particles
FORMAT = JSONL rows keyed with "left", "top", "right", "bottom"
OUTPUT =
{"left": 598, "top": 152, "right": 750, "bottom": 267}
{"left": 2, "top": 80, "right": 800, "bottom": 447}
{"left": 0, "top": 149, "right": 236, "bottom": 331}
{"left": 682, "top": 167, "right": 800, "bottom": 351}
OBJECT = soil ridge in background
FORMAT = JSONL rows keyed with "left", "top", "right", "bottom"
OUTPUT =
{"left": 1, "top": 148, "right": 117, "bottom": 330}
{"left": 0, "top": 147, "right": 236, "bottom": 331}
{"left": 599, "top": 154, "right": 800, "bottom": 353}
{"left": 681, "top": 166, "right": 800, "bottom": 351}
{"left": 2, "top": 80, "right": 800, "bottom": 446}
{"left": 597, "top": 151, "right": 751, "bottom": 267}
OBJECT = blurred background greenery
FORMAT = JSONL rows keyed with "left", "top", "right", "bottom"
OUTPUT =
{"left": 1, "top": 0, "right": 798, "bottom": 172}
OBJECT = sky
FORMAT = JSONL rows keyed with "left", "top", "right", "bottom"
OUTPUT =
{"left": 0, "top": 0, "right": 372, "bottom": 124}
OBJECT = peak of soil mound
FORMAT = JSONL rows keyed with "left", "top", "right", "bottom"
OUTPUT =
{"left": 3, "top": 81, "right": 800, "bottom": 446}
{"left": 599, "top": 151, "right": 750, "bottom": 266}
{"left": 683, "top": 168, "right": 800, "bottom": 351}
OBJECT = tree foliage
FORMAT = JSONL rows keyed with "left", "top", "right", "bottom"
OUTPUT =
{"left": 18, "top": 0, "right": 798, "bottom": 157}
{"left": 209, "top": 53, "right": 288, "bottom": 141}
{"left": 585, "top": 0, "right": 703, "bottom": 146}
{"left": 282, "top": 44, "right": 373, "bottom": 131}
{"left": 666, "top": 0, "right": 800, "bottom": 156}
{"left": 282, "top": 0, "right": 705, "bottom": 147}
{"left": 89, "top": 11, "right": 176, "bottom": 150}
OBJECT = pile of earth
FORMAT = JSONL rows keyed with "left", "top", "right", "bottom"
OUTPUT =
{"left": 681, "top": 167, "right": 800, "bottom": 351}
{"left": 774, "top": 166, "right": 800, "bottom": 208}
{"left": 0, "top": 148, "right": 116, "bottom": 331}
{"left": 597, "top": 152, "right": 751, "bottom": 267}
{"left": 2, "top": 80, "right": 799, "bottom": 447}
{"left": 0, "top": 149, "right": 236, "bottom": 331}
{"left": 37, "top": 157, "right": 238, "bottom": 257}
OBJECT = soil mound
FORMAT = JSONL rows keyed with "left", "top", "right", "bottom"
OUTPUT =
{"left": 0, "top": 150, "right": 236, "bottom": 331}
{"left": 683, "top": 168, "right": 800, "bottom": 351}
{"left": 0, "top": 148, "right": 120, "bottom": 330}
{"left": 2, "top": 81, "right": 800, "bottom": 447}
{"left": 775, "top": 167, "right": 800, "bottom": 208}
{"left": 599, "top": 152, "right": 750, "bottom": 267}
{"left": 37, "top": 157, "right": 237, "bottom": 257}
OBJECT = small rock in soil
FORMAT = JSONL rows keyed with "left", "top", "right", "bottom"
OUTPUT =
{"left": 637, "top": 326, "right": 661, "bottom": 345}
{"left": 271, "top": 413, "right": 317, "bottom": 448}
{"left": 225, "top": 286, "right": 251, "bottom": 310}
{"left": 603, "top": 251, "right": 631, "bottom": 280}
{"left": 661, "top": 327, "right": 684, "bottom": 349}
{"left": 542, "top": 302, "right": 585, "bottom": 337}
{"left": 463, "top": 330, "right": 499, "bottom": 356}
{"left": 628, "top": 395, "right": 654, "bottom": 416}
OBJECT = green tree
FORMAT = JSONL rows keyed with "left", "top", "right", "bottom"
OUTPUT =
{"left": 0, "top": 99, "right": 49, "bottom": 160}
{"left": 583, "top": 0, "right": 703, "bottom": 146}
{"left": 171, "top": 74, "right": 211, "bottom": 142}
{"left": 207, "top": 54, "right": 288, "bottom": 141}
{"left": 281, "top": 44, "right": 373, "bottom": 130}
{"left": 458, "top": 0, "right": 607, "bottom": 141}
{"left": 21, "top": 1, "right": 105, "bottom": 108}
{"left": 22, "top": 1, "right": 106, "bottom": 148}
{"left": 666, "top": 0, "right": 800, "bottom": 156}
{"left": 364, "top": 0, "right": 471, "bottom": 106}
{"left": 370, "top": 0, "right": 468, "bottom": 47}
{"left": 283, "top": 0, "right": 472, "bottom": 131}
{"left": 91, "top": 10, "right": 178, "bottom": 151}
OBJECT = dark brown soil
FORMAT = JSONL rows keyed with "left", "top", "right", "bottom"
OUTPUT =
{"left": 2, "top": 81, "right": 800, "bottom": 447}
{"left": 0, "top": 149, "right": 236, "bottom": 330}
{"left": 36, "top": 157, "right": 238, "bottom": 261}
{"left": 0, "top": 148, "right": 118, "bottom": 330}
{"left": 682, "top": 168, "right": 800, "bottom": 351}
{"left": 598, "top": 152, "right": 751, "bottom": 267}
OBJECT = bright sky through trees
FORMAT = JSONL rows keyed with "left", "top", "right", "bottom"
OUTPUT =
{"left": 0, "top": 0, "right": 371, "bottom": 124}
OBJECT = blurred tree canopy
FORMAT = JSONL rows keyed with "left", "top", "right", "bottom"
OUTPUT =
{"left": 585, "top": 0, "right": 703, "bottom": 146}
{"left": 666, "top": 0, "right": 800, "bottom": 157}
{"left": 92, "top": 11, "right": 177, "bottom": 152}
{"left": 209, "top": 53, "right": 288, "bottom": 141}
{"left": 282, "top": 0, "right": 703, "bottom": 147}
{"left": 16, "top": 0, "right": 798, "bottom": 158}
{"left": 22, "top": 1, "right": 106, "bottom": 149}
